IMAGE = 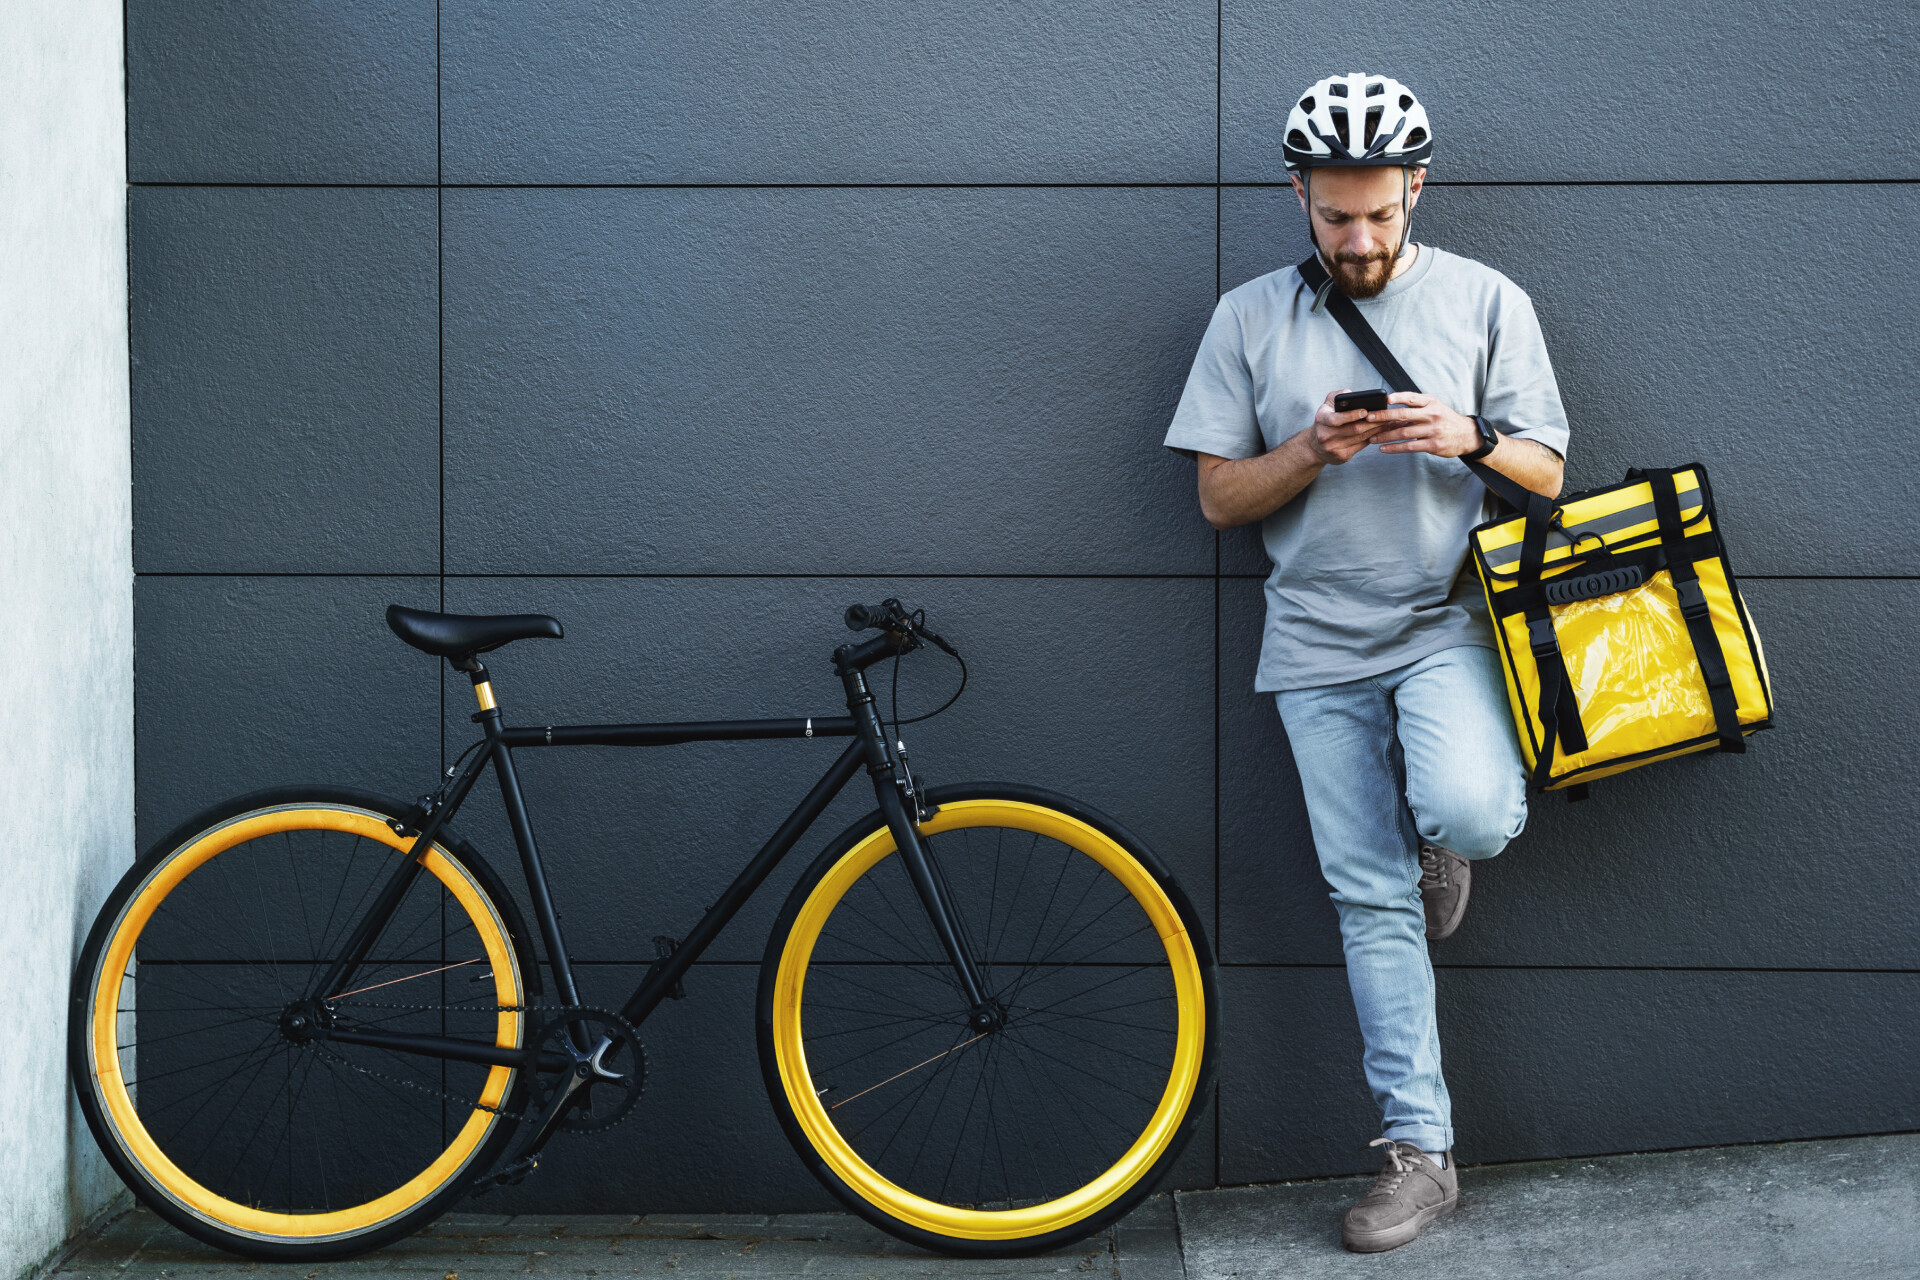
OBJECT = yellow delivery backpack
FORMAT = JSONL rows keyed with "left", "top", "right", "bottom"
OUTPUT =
{"left": 1467, "top": 464, "right": 1772, "bottom": 795}
{"left": 1297, "top": 255, "right": 1774, "bottom": 798}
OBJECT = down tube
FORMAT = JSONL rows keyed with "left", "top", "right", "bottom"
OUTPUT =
{"left": 620, "top": 740, "right": 865, "bottom": 1027}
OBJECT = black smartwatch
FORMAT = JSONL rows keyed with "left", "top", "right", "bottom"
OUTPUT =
{"left": 1462, "top": 416, "right": 1499, "bottom": 462}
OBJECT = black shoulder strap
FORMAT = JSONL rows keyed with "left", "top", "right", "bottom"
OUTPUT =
{"left": 1641, "top": 467, "right": 1746, "bottom": 756}
{"left": 1295, "top": 254, "right": 1534, "bottom": 514}
{"left": 1297, "top": 253, "right": 1589, "bottom": 794}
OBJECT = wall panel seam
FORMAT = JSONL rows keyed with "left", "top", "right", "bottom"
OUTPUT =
{"left": 559, "top": 958, "right": 1920, "bottom": 974}
{"left": 1214, "top": 0, "right": 1224, "bottom": 1178}
{"left": 130, "top": 572, "right": 1916, "bottom": 581}
{"left": 1216, "top": 963, "right": 1920, "bottom": 974}
{"left": 123, "top": 179, "right": 1920, "bottom": 191}
{"left": 134, "top": 572, "right": 1245, "bottom": 580}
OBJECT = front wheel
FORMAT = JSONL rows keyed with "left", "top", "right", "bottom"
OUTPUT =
{"left": 757, "top": 784, "right": 1217, "bottom": 1257}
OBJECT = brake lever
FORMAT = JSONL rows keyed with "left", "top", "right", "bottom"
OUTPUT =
{"left": 915, "top": 625, "right": 959, "bottom": 658}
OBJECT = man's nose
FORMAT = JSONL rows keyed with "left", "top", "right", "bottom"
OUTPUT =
{"left": 1340, "top": 223, "right": 1381, "bottom": 257}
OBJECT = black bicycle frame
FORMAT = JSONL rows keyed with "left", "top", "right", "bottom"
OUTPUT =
{"left": 312, "top": 631, "right": 993, "bottom": 1073}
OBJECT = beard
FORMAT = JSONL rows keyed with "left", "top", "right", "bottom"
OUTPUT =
{"left": 1329, "top": 244, "right": 1401, "bottom": 299}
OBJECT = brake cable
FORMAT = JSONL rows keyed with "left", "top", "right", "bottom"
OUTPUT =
{"left": 880, "top": 609, "right": 964, "bottom": 823}
{"left": 415, "top": 737, "right": 486, "bottom": 819}
{"left": 887, "top": 607, "right": 968, "bottom": 731}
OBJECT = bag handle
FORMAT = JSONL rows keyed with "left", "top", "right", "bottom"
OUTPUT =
{"left": 1296, "top": 253, "right": 1589, "bottom": 791}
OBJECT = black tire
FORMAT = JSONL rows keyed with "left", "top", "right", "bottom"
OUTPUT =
{"left": 70, "top": 787, "right": 540, "bottom": 1261}
{"left": 756, "top": 783, "right": 1217, "bottom": 1257}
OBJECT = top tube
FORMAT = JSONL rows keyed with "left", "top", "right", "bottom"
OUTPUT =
{"left": 496, "top": 717, "right": 858, "bottom": 748}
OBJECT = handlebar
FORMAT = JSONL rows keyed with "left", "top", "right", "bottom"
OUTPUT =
{"left": 844, "top": 599, "right": 957, "bottom": 653}
{"left": 839, "top": 597, "right": 961, "bottom": 666}
{"left": 836, "top": 599, "right": 968, "bottom": 719}
{"left": 845, "top": 601, "right": 909, "bottom": 633}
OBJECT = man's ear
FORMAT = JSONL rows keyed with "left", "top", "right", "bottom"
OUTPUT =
{"left": 1289, "top": 173, "right": 1307, "bottom": 209}
{"left": 1407, "top": 166, "right": 1426, "bottom": 207}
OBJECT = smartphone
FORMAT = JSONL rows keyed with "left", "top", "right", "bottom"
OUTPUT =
{"left": 1334, "top": 389, "right": 1393, "bottom": 413}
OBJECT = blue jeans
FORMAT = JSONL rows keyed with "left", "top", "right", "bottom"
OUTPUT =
{"left": 1275, "top": 644, "right": 1528, "bottom": 1152}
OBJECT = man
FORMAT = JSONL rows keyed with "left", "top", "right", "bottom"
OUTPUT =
{"left": 1163, "top": 74, "right": 1569, "bottom": 1252}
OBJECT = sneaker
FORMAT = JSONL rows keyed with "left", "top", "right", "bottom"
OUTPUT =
{"left": 1418, "top": 844, "right": 1471, "bottom": 940}
{"left": 1341, "top": 1139, "right": 1458, "bottom": 1253}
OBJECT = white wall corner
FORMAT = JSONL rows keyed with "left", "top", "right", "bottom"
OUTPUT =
{"left": 0, "top": 0, "right": 135, "bottom": 1277}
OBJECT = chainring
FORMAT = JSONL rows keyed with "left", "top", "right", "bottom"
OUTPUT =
{"left": 525, "top": 1006, "right": 647, "bottom": 1133}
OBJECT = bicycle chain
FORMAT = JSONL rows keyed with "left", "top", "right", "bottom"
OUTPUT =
{"left": 300, "top": 1001, "right": 640, "bottom": 1128}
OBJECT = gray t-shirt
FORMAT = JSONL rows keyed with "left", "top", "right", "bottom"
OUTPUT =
{"left": 1164, "top": 245, "right": 1570, "bottom": 692}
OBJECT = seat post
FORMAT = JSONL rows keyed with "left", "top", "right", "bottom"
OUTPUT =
{"left": 450, "top": 654, "right": 497, "bottom": 711}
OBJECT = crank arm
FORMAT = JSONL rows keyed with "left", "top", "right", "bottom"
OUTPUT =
{"left": 470, "top": 1038, "right": 604, "bottom": 1194}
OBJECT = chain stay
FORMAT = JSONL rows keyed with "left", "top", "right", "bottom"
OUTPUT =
{"left": 304, "top": 1000, "right": 613, "bottom": 1125}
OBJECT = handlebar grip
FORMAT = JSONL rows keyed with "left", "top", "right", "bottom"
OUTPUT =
{"left": 845, "top": 602, "right": 904, "bottom": 632}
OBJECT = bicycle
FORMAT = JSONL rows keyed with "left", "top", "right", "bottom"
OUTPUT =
{"left": 71, "top": 598, "right": 1218, "bottom": 1260}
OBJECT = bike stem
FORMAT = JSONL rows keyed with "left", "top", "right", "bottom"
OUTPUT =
{"left": 836, "top": 639, "right": 997, "bottom": 1027}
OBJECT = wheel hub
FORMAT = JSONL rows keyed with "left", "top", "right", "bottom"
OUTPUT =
{"left": 968, "top": 1000, "right": 1007, "bottom": 1034}
{"left": 278, "top": 999, "right": 332, "bottom": 1045}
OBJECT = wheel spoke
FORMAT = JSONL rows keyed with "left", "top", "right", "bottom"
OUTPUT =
{"left": 89, "top": 803, "right": 521, "bottom": 1228}
{"left": 784, "top": 809, "right": 1204, "bottom": 1225}
{"left": 860, "top": 1030, "right": 976, "bottom": 1160}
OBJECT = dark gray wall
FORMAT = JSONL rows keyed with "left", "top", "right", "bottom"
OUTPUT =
{"left": 128, "top": 0, "right": 1920, "bottom": 1210}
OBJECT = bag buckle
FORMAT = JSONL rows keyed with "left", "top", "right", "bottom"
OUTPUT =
{"left": 1527, "top": 615, "right": 1558, "bottom": 655}
{"left": 1673, "top": 575, "right": 1710, "bottom": 622}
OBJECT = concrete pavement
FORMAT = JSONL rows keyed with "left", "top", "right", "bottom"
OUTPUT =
{"left": 1176, "top": 1133, "right": 1919, "bottom": 1279}
{"left": 54, "top": 1133, "right": 1918, "bottom": 1278}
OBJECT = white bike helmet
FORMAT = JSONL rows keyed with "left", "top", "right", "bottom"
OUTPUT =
{"left": 1283, "top": 73, "right": 1432, "bottom": 171}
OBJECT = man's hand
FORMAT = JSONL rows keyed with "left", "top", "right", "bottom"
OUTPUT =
{"left": 1196, "top": 390, "right": 1386, "bottom": 528}
{"left": 1197, "top": 389, "right": 1562, "bottom": 529}
{"left": 1369, "top": 393, "right": 1479, "bottom": 457}
{"left": 1305, "top": 389, "right": 1388, "bottom": 464}
{"left": 1369, "top": 392, "right": 1565, "bottom": 497}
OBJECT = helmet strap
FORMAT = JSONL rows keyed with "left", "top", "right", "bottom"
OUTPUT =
{"left": 1302, "top": 169, "right": 1325, "bottom": 263}
{"left": 1394, "top": 166, "right": 1413, "bottom": 273}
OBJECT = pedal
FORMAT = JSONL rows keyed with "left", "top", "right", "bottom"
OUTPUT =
{"left": 648, "top": 936, "right": 687, "bottom": 999}
{"left": 471, "top": 1154, "right": 539, "bottom": 1195}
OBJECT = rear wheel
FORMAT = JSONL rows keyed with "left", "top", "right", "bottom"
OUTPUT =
{"left": 71, "top": 789, "right": 537, "bottom": 1260}
{"left": 757, "top": 784, "right": 1216, "bottom": 1256}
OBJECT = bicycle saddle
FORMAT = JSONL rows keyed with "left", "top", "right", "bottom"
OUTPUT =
{"left": 385, "top": 605, "right": 563, "bottom": 659}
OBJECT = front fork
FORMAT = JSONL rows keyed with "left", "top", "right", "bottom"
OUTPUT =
{"left": 837, "top": 641, "right": 1002, "bottom": 1033}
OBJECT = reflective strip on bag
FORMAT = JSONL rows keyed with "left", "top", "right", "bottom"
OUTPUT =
{"left": 1476, "top": 472, "right": 1707, "bottom": 576}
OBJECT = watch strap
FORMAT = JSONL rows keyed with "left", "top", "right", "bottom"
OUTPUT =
{"left": 1462, "top": 416, "right": 1498, "bottom": 462}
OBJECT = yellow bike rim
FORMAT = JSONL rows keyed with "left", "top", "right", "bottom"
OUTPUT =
{"left": 770, "top": 799, "right": 1206, "bottom": 1242}
{"left": 87, "top": 805, "right": 524, "bottom": 1242}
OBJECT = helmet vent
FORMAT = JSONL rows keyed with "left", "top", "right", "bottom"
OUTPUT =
{"left": 1283, "top": 73, "right": 1430, "bottom": 172}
